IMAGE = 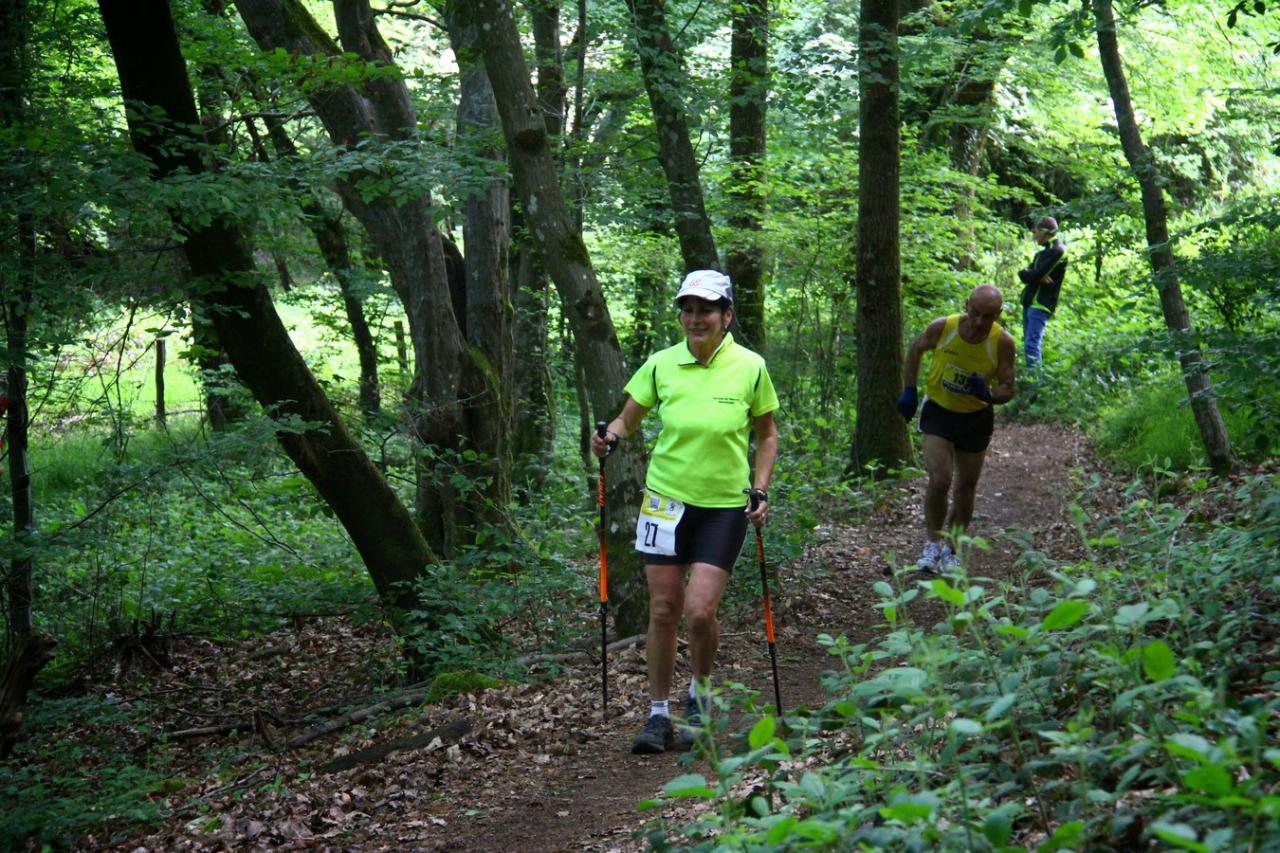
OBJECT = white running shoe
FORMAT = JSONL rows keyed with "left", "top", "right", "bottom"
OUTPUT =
{"left": 917, "top": 540, "right": 943, "bottom": 572}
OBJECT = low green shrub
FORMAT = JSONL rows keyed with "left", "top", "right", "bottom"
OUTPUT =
{"left": 1093, "top": 378, "right": 1208, "bottom": 469}
{"left": 10, "top": 419, "right": 379, "bottom": 684}
{"left": 1092, "top": 375, "right": 1276, "bottom": 470}
{"left": 0, "top": 696, "right": 177, "bottom": 848}
{"left": 653, "top": 473, "right": 1280, "bottom": 850}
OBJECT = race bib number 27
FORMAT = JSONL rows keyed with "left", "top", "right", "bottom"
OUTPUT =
{"left": 635, "top": 489, "right": 685, "bottom": 556}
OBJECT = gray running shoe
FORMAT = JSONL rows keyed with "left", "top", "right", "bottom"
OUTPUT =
{"left": 917, "top": 540, "right": 943, "bottom": 572}
{"left": 674, "top": 695, "right": 708, "bottom": 751}
{"left": 939, "top": 544, "right": 960, "bottom": 572}
{"left": 631, "top": 714, "right": 674, "bottom": 754}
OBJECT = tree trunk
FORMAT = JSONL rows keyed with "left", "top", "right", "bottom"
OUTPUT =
{"left": 726, "top": 0, "right": 769, "bottom": 353}
{"left": 393, "top": 319, "right": 408, "bottom": 374}
{"left": 465, "top": 0, "right": 650, "bottom": 634}
{"left": 190, "top": 38, "right": 255, "bottom": 428}
{"left": 630, "top": 267, "right": 663, "bottom": 369}
{"left": 507, "top": 0, "right": 565, "bottom": 493}
{"left": 4, "top": 233, "right": 34, "bottom": 640}
{"left": 530, "top": 0, "right": 567, "bottom": 140}
{"left": 625, "top": 0, "right": 720, "bottom": 273}
{"left": 0, "top": 0, "right": 55, "bottom": 755}
{"left": 98, "top": 0, "right": 439, "bottom": 623}
{"left": 309, "top": 209, "right": 382, "bottom": 418}
{"left": 939, "top": 36, "right": 1007, "bottom": 270}
{"left": 155, "top": 337, "right": 166, "bottom": 426}
{"left": 908, "top": 1, "right": 1010, "bottom": 270}
{"left": 445, "top": 2, "right": 514, "bottom": 519}
{"left": 190, "top": 310, "right": 245, "bottom": 430}
{"left": 850, "top": 0, "right": 911, "bottom": 476}
{"left": 0, "top": 632, "right": 56, "bottom": 758}
{"left": 1, "top": 0, "right": 35, "bottom": 641}
{"left": 1092, "top": 0, "right": 1234, "bottom": 474}
{"left": 510, "top": 220, "right": 556, "bottom": 494}
{"left": 329, "top": 0, "right": 485, "bottom": 556}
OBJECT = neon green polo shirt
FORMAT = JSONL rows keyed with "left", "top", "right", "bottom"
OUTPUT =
{"left": 624, "top": 333, "right": 779, "bottom": 507}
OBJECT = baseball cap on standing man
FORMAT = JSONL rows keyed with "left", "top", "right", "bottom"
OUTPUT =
{"left": 1035, "top": 215, "right": 1059, "bottom": 235}
{"left": 675, "top": 269, "right": 734, "bottom": 305}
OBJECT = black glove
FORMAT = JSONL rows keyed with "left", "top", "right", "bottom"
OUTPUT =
{"left": 965, "top": 373, "right": 992, "bottom": 402}
{"left": 896, "top": 387, "right": 919, "bottom": 420}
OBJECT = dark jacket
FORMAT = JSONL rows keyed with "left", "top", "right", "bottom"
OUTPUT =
{"left": 1018, "top": 239, "right": 1067, "bottom": 314}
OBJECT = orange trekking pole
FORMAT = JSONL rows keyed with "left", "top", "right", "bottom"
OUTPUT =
{"left": 745, "top": 488, "right": 783, "bottom": 716}
{"left": 596, "top": 421, "right": 610, "bottom": 713}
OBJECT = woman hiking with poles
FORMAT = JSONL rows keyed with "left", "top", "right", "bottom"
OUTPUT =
{"left": 591, "top": 270, "right": 779, "bottom": 754}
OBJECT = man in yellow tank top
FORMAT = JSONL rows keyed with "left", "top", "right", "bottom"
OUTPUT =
{"left": 896, "top": 285, "right": 1017, "bottom": 572}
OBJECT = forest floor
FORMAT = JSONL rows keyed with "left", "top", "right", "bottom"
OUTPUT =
{"left": 73, "top": 421, "right": 1105, "bottom": 851}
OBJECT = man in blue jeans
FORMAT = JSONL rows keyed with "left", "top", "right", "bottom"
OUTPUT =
{"left": 1018, "top": 216, "right": 1067, "bottom": 378}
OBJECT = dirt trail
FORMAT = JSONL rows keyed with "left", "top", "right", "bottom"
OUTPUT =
{"left": 106, "top": 422, "right": 1092, "bottom": 852}
{"left": 380, "top": 422, "right": 1091, "bottom": 852}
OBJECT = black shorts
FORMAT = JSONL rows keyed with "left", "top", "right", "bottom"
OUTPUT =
{"left": 920, "top": 398, "right": 995, "bottom": 453}
{"left": 642, "top": 504, "right": 748, "bottom": 573}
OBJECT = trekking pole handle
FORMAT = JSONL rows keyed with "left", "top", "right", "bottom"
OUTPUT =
{"left": 596, "top": 420, "right": 618, "bottom": 456}
{"left": 595, "top": 421, "right": 608, "bottom": 522}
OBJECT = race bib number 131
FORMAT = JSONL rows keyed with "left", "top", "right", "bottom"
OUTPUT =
{"left": 635, "top": 489, "right": 685, "bottom": 556}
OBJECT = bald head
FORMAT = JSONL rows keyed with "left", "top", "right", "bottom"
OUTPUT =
{"left": 970, "top": 284, "right": 1003, "bottom": 312}
{"left": 958, "top": 284, "right": 1004, "bottom": 342}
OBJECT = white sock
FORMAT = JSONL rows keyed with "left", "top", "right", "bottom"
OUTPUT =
{"left": 650, "top": 700, "right": 670, "bottom": 718}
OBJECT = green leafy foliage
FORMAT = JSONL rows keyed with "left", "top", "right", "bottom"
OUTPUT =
{"left": 1090, "top": 369, "right": 1280, "bottom": 470}
{"left": 11, "top": 417, "right": 382, "bottom": 684}
{"left": 0, "top": 696, "right": 176, "bottom": 848}
{"left": 1, "top": 0, "right": 1278, "bottom": 846}
{"left": 665, "top": 471, "right": 1280, "bottom": 848}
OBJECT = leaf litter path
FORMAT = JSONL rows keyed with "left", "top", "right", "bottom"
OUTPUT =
{"left": 111, "top": 422, "right": 1094, "bottom": 852}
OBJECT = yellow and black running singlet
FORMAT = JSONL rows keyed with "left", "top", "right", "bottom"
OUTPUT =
{"left": 925, "top": 314, "right": 1002, "bottom": 414}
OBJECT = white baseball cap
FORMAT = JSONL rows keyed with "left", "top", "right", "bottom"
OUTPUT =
{"left": 675, "top": 269, "right": 733, "bottom": 305}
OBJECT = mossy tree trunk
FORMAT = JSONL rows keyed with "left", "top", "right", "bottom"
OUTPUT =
{"left": 234, "top": 0, "right": 511, "bottom": 554}
{"left": 1092, "top": 0, "right": 1235, "bottom": 475}
{"left": 507, "top": 0, "right": 565, "bottom": 495}
{"left": 465, "top": 0, "right": 651, "bottom": 635}
{"left": 624, "top": 0, "right": 721, "bottom": 274}
{"left": 444, "top": 3, "right": 514, "bottom": 522}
